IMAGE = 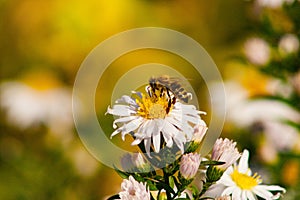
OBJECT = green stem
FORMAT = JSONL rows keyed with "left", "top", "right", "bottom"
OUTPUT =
{"left": 198, "top": 180, "right": 214, "bottom": 198}
{"left": 163, "top": 168, "right": 172, "bottom": 200}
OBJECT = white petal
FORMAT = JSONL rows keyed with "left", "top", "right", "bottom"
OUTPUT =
{"left": 144, "top": 120, "right": 156, "bottom": 138}
{"left": 115, "top": 95, "right": 137, "bottom": 106}
{"left": 132, "top": 138, "right": 142, "bottom": 145}
{"left": 160, "top": 120, "right": 179, "bottom": 146}
{"left": 245, "top": 190, "right": 256, "bottom": 200}
{"left": 162, "top": 130, "right": 173, "bottom": 148}
{"left": 144, "top": 138, "right": 151, "bottom": 157}
{"left": 107, "top": 105, "right": 136, "bottom": 116}
{"left": 203, "top": 184, "right": 225, "bottom": 198}
{"left": 136, "top": 120, "right": 149, "bottom": 138}
{"left": 238, "top": 149, "right": 249, "bottom": 173}
{"left": 165, "top": 115, "right": 182, "bottom": 129}
{"left": 241, "top": 190, "right": 247, "bottom": 200}
{"left": 253, "top": 186, "right": 273, "bottom": 200}
{"left": 181, "top": 123, "right": 194, "bottom": 140}
{"left": 222, "top": 186, "right": 236, "bottom": 196}
{"left": 113, "top": 116, "right": 139, "bottom": 128}
{"left": 183, "top": 114, "right": 201, "bottom": 125}
{"left": 232, "top": 187, "right": 242, "bottom": 200}
{"left": 152, "top": 131, "right": 161, "bottom": 153}
{"left": 110, "top": 128, "right": 122, "bottom": 138}
{"left": 120, "top": 118, "right": 143, "bottom": 139}
{"left": 173, "top": 133, "right": 186, "bottom": 153}
{"left": 154, "top": 119, "right": 164, "bottom": 134}
{"left": 258, "top": 185, "right": 286, "bottom": 193}
{"left": 162, "top": 120, "right": 178, "bottom": 138}
{"left": 219, "top": 173, "right": 236, "bottom": 187}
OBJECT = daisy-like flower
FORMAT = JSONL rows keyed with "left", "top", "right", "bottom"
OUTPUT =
{"left": 211, "top": 138, "right": 241, "bottom": 171}
{"left": 119, "top": 176, "right": 150, "bottom": 200}
{"left": 206, "top": 149, "right": 286, "bottom": 200}
{"left": 106, "top": 90, "right": 205, "bottom": 156}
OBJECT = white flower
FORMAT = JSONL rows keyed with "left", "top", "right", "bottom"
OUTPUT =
{"left": 213, "top": 81, "right": 300, "bottom": 152}
{"left": 106, "top": 91, "right": 205, "bottom": 155}
{"left": 244, "top": 37, "right": 270, "bottom": 66}
{"left": 180, "top": 153, "right": 201, "bottom": 179}
{"left": 119, "top": 176, "right": 150, "bottom": 200}
{"left": 211, "top": 138, "right": 241, "bottom": 171}
{"left": 279, "top": 33, "right": 299, "bottom": 55}
{"left": 0, "top": 81, "right": 73, "bottom": 133}
{"left": 256, "top": 0, "right": 294, "bottom": 8}
{"left": 206, "top": 150, "right": 286, "bottom": 200}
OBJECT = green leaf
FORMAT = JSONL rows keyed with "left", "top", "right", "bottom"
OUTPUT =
{"left": 155, "top": 181, "right": 176, "bottom": 195}
{"left": 200, "top": 160, "right": 225, "bottom": 167}
{"left": 113, "top": 165, "right": 130, "bottom": 179}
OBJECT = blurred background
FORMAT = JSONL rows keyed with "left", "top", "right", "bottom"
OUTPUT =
{"left": 1, "top": 0, "right": 299, "bottom": 199}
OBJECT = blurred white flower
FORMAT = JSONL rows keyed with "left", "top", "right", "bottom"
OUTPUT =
{"left": 0, "top": 81, "right": 73, "bottom": 134}
{"left": 211, "top": 138, "right": 241, "bottom": 171}
{"left": 205, "top": 150, "right": 286, "bottom": 200}
{"left": 279, "top": 33, "right": 299, "bottom": 55}
{"left": 244, "top": 37, "right": 270, "bottom": 65}
{"left": 212, "top": 81, "right": 300, "bottom": 152}
{"left": 119, "top": 176, "right": 150, "bottom": 200}
{"left": 256, "top": 0, "right": 294, "bottom": 8}
{"left": 106, "top": 91, "right": 205, "bottom": 156}
{"left": 180, "top": 153, "right": 201, "bottom": 179}
{"left": 264, "top": 121, "right": 300, "bottom": 151}
{"left": 267, "top": 79, "right": 293, "bottom": 98}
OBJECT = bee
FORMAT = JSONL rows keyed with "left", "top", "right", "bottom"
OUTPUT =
{"left": 148, "top": 75, "right": 192, "bottom": 103}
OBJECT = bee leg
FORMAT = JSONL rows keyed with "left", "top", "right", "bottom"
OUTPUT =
{"left": 146, "top": 86, "right": 152, "bottom": 97}
{"left": 166, "top": 88, "right": 171, "bottom": 99}
{"left": 160, "top": 88, "right": 164, "bottom": 97}
{"left": 172, "top": 97, "right": 176, "bottom": 104}
{"left": 166, "top": 98, "right": 171, "bottom": 114}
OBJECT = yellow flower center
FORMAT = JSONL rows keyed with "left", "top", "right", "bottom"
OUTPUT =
{"left": 230, "top": 167, "right": 261, "bottom": 190}
{"left": 136, "top": 93, "right": 171, "bottom": 119}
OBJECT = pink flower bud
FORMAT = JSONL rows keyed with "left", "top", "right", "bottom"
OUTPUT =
{"left": 211, "top": 138, "right": 240, "bottom": 171}
{"left": 180, "top": 153, "right": 201, "bottom": 179}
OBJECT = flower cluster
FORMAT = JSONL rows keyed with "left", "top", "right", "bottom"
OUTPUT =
{"left": 106, "top": 76, "right": 286, "bottom": 200}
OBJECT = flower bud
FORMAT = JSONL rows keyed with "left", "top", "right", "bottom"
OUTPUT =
{"left": 186, "top": 123, "right": 208, "bottom": 153}
{"left": 132, "top": 152, "right": 148, "bottom": 169}
{"left": 192, "top": 122, "right": 208, "bottom": 143}
{"left": 180, "top": 153, "right": 201, "bottom": 179}
{"left": 211, "top": 138, "right": 240, "bottom": 171}
{"left": 120, "top": 153, "right": 135, "bottom": 172}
